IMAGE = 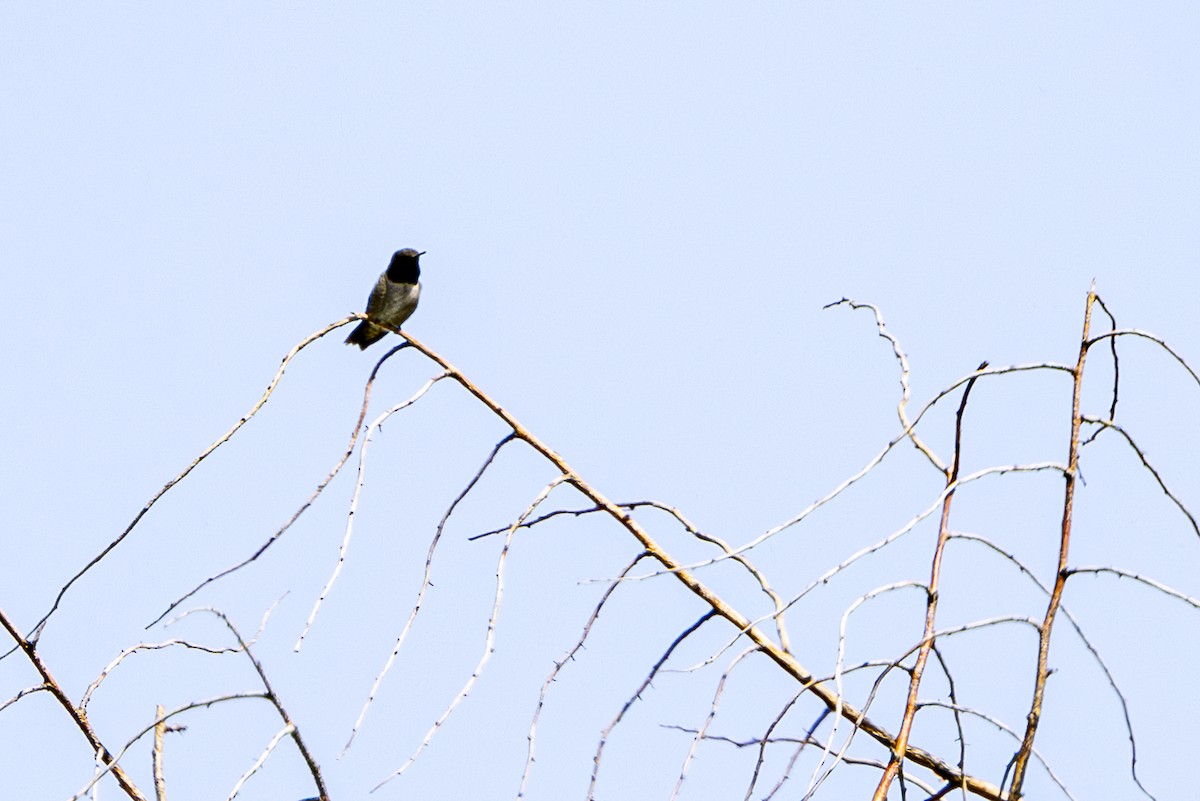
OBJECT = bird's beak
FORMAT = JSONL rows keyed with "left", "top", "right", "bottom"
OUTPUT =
{"left": 418, "top": 251, "right": 427, "bottom": 256}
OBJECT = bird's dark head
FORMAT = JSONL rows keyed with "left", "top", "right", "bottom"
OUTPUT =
{"left": 386, "top": 248, "right": 424, "bottom": 282}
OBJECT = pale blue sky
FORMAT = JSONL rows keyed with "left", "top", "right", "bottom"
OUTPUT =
{"left": 2, "top": 4, "right": 1199, "bottom": 800}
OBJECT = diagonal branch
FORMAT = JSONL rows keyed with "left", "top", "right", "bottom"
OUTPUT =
{"left": 0, "top": 605, "right": 148, "bottom": 801}
{"left": 390, "top": 326, "right": 1009, "bottom": 801}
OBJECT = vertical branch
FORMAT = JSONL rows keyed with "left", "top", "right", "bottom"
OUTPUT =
{"left": 872, "top": 362, "right": 986, "bottom": 801}
{"left": 152, "top": 705, "right": 167, "bottom": 801}
{"left": 1009, "top": 288, "right": 1096, "bottom": 797}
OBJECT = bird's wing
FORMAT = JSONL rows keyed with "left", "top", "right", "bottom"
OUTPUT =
{"left": 363, "top": 273, "right": 390, "bottom": 318}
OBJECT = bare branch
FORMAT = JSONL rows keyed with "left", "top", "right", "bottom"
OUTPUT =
{"left": 0, "top": 604, "right": 148, "bottom": 800}
{"left": 1067, "top": 566, "right": 1200, "bottom": 609}
{"left": 874, "top": 362, "right": 985, "bottom": 800}
{"left": 82, "top": 639, "right": 240, "bottom": 710}
{"left": 0, "top": 684, "right": 48, "bottom": 714}
{"left": 825, "top": 297, "right": 947, "bottom": 471}
{"left": 226, "top": 724, "right": 295, "bottom": 801}
{"left": 295, "top": 372, "right": 449, "bottom": 647}
{"left": 148, "top": 349, "right": 435, "bottom": 629}
{"left": 371, "top": 476, "right": 569, "bottom": 791}
{"left": 90, "top": 599, "right": 286, "bottom": 711}
{"left": 341, "top": 433, "right": 518, "bottom": 754}
{"left": 1086, "top": 328, "right": 1200, "bottom": 388}
{"left": 955, "top": 533, "right": 1156, "bottom": 800}
{"left": 1011, "top": 289, "right": 1096, "bottom": 799}
{"left": 68, "top": 693, "right": 272, "bottom": 801}
{"left": 1092, "top": 295, "right": 1121, "bottom": 423}
{"left": 671, "top": 647, "right": 759, "bottom": 800}
{"left": 152, "top": 705, "right": 167, "bottom": 801}
{"left": 380, "top": 325, "right": 1040, "bottom": 800}
{"left": 516, "top": 552, "right": 649, "bottom": 798}
{"left": 588, "top": 611, "right": 718, "bottom": 800}
{"left": 1080, "top": 415, "right": 1198, "bottom": 539}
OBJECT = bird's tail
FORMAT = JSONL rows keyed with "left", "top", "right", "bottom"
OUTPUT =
{"left": 345, "top": 321, "right": 386, "bottom": 350}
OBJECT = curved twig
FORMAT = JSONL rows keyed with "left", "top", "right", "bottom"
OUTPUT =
{"left": 33, "top": 316, "right": 363, "bottom": 642}
{"left": 147, "top": 334, "right": 412, "bottom": 629}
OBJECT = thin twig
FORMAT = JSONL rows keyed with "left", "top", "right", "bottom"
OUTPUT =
{"left": 226, "top": 724, "right": 295, "bottom": 800}
{"left": 473, "top": 500, "right": 793, "bottom": 649}
{"left": 295, "top": 373, "right": 449, "bottom": 647}
{"left": 758, "top": 707, "right": 831, "bottom": 800}
{"left": 371, "top": 476, "right": 568, "bottom": 791}
{"left": 1086, "top": 328, "right": 1200, "bottom": 388}
{"left": 743, "top": 695, "right": 819, "bottom": 800}
{"left": 516, "top": 552, "right": 649, "bottom": 798}
{"left": 341, "top": 433, "right": 518, "bottom": 754}
{"left": 33, "top": 315, "right": 362, "bottom": 642}
{"left": 588, "top": 611, "right": 718, "bottom": 800}
{"left": 670, "top": 647, "right": 759, "bottom": 801}
{"left": 825, "top": 298, "right": 946, "bottom": 471}
{"left": 821, "top": 581, "right": 927, "bottom": 799}
{"left": 90, "top": 599, "right": 287, "bottom": 711}
{"left": 930, "top": 645, "right": 969, "bottom": 801}
{"left": 83, "top": 639, "right": 240, "bottom": 710}
{"left": 1080, "top": 415, "right": 1198, "bottom": 538}
{"left": 664, "top": 720, "right": 938, "bottom": 796}
{"left": 147, "top": 337, "right": 417, "bottom": 629}
{"left": 0, "top": 685, "right": 48, "bottom": 714}
{"left": 1067, "top": 566, "right": 1200, "bottom": 608}
{"left": 1093, "top": 295, "right": 1120, "bottom": 423}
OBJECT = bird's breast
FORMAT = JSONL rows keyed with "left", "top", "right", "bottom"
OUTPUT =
{"left": 379, "top": 281, "right": 420, "bottom": 325}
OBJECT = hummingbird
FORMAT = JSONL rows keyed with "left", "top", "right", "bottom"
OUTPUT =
{"left": 345, "top": 248, "right": 423, "bottom": 350}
